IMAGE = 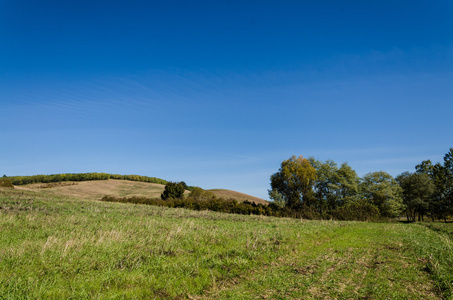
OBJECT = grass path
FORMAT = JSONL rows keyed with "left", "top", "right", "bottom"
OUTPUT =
{"left": 1, "top": 188, "right": 452, "bottom": 299}
{"left": 206, "top": 223, "right": 441, "bottom": 299}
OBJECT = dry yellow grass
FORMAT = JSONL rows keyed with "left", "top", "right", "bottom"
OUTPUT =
{"left": 208, "top": 189, "right": 269, "bottom": 205}
{"left": 15, "top": 180, "right": 166, "bottom": 200}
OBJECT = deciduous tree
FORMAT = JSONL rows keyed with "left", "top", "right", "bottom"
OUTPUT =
{"left": 416, "top": 148, "right": 453, "bottom": 221}
{"left": 269, "top": 155, "right": 317, "bottom": 210}
{"left": 336, "top": 163, "right": 360, "bottom": 203}
{"left": 308, "top": 159, "right": 360, "bottom": 214}
{"left": 308, "top": 158, "right": 339, "bottom": 214}
{"left": 397, "top": 172, "right": 434, "bottom": 221}
{"left": 360, "top": 171, "right": 403, "bottom": 218}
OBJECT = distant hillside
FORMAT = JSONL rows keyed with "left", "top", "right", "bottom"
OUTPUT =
{"left": 14, "top": 179, "right": 267, "bottom": 205}
{"left": 14, "top": 180, "right": 170, "bottom": 200}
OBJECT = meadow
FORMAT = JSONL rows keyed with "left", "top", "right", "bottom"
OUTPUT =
{"left": 1, "top": 187, "right": 453, "bottom": 299}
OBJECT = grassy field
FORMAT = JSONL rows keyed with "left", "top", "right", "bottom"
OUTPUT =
{"left": 1, "top": 187, "right": 453, "bottom": 299}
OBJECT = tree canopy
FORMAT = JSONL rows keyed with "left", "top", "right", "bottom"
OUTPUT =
{"left": 360, "top": 171, "right": 403, "bottom": 218}
{"left": 161, "top": 182, "right": 186, "bottom": 200}
{"left": 414, "top": 148, "right": 453, "bottom": 221}
{"left": 269, "top": 155, "right": 317, "bottom": 210}
{"left": 397, "top": 172, "right": 434, "bottom": 221}
{"left": 308, "top": 158, "right": 360, "bottom": 216}
{"left": 268, "top": 148, "right": 453, "bottom": 221}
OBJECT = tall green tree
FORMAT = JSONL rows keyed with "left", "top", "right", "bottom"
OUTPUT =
{"left": 415, "top": 159, "right": 434, "bottom": 177}
{"left": 416, "top": 148, "right": 453, "bottom": 221}
{"left": 396, "top": 172, "right": 434, "bottom": 221}
{"left": 308, "top": 158, "right": 339, "bottom": 214}
{"left": 269, "top": 155, "right": 317, "bottom": 210}
{"left": 336, "top": 163, "right": 360, "bottom": 203}
{"left": 431, "top": 163, "right": 450, "bottom": 220}
{"left": 360, "top": 171, "right": 403, "bottom": 218}
{"left": 308, "top": 159, "right": 360, "bottom": 214}
{"left": 416, "top": 159, "right": 444, "bottom": 220}
{"left": 440, "top": 148, "right": 453, "bottom": 220}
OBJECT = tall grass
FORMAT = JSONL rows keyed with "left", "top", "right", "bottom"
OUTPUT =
{"left": 1, "top": 188, "right": 452, "bottom": 299}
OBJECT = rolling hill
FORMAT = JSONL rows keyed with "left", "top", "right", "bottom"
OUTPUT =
{"left": 14, "top": 179, "right": 268, "bottom": 204}
{"left": 207, "top": 189, "right": 269, "bottom": 205}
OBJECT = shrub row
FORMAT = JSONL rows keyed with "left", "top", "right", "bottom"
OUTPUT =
{"left": 100, "top": 194, "right": 381, "bottom": 221}
{"left": 101, "top": 195, "right": 284, "bottom": 217}
{"left": 0, "top": 178, "right": 14, "bottom": 189}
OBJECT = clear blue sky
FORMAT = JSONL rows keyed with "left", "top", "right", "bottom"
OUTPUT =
{"left": 1, "top": 0, "right": 452, "bottom": 199}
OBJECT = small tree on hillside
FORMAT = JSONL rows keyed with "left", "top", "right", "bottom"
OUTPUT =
{"left": 188, "top": 187, "right": 216, "bottom": 201}
{"left": 161, "top": 182, "right": 186, "bottom": 200}
{"left": 179, "top": 181, "right": 189, "bottom": 190}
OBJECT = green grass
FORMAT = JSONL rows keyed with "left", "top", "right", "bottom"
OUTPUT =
{"left": 1, "top": 188, "right": 452, "bottom": 299}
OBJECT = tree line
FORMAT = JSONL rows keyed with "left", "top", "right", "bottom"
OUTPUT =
{"left": 269, "top": 148, "right": 453, "bottom": 221}
{"left": 103, "top": 181, "right": 381, "bottom": 221}
{"left": 4, "top": 173, "right": 171, "bottom": 187}
{"left": 400, "top": 149, "right": 453, "bottom": 222}
{"left": 3, "top": 148, "right": 452, "bottom": 222}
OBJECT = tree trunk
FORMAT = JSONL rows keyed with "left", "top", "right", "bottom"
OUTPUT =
{"left": 418, "top": 205, "right": 422, "bottom": 222}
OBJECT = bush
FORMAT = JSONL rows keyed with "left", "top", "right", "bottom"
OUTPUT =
{"left": 100, "top": 194, "right": 281, "bottom": 217}
{"left": 333, "top": 200, "right": 380, "bottom": 221}
{"left": 0, "top": 178, "right": 14, "bottom": 188}
{"left": 187, "top": 187, "right": 217, "bottom": 201}
{"left": 161, "top": 182, "right": 186, "bottom": 200}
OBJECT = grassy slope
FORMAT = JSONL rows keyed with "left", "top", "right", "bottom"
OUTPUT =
{"left": 1, "top": 188, "right": 452, "bottom": 299}
{"left": 208, "top": 189, "right": 269, "bottom": 205}
{"left": 14, "top": 180, "right": 268, "bottom": 204}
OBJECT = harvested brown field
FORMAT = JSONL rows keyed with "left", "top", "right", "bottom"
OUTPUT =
{"left": 15, "top": 179, "right": 168, "bottom": 200}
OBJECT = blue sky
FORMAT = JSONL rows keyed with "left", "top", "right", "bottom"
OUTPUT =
{"left": 1, "top": 0, "right": 452, "bottom": 199}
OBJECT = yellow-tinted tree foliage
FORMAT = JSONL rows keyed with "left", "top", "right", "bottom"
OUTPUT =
{"left": 269, "top": 155, "right": 317, "bottom": 210}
